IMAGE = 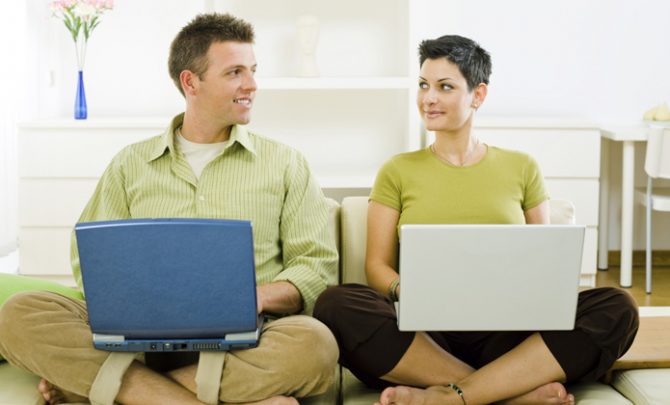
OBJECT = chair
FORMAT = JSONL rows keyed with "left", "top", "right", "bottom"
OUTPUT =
{"left": 635, "top": 126, "right": 670, "bottom": 294}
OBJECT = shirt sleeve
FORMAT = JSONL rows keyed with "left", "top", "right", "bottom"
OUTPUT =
{"left": 272, "top": 152, "right": 338, "bottom": 315}
{"left": 71, "top": 152, "right": 131, "bottom": 293}
{"left": 369, "top": 158, "right": 402, "bottom": 211}
{"left": 521, "top": 154, "right": 550, "bottom": 211}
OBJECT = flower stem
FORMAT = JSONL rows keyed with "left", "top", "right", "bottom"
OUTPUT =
{"left": 75, "top": 32, "right": 87, "bottom": 70}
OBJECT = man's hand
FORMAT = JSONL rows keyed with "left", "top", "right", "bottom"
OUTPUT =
{"left": 256, "top": 281, "right": 303, "bottom": 315}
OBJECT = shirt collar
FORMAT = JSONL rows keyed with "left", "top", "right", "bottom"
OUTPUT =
{"left": 148, "top": 113, "right": 257, "bottom": 162}
{"left": 229, "top": 123, "right": 257, "bottom": 155}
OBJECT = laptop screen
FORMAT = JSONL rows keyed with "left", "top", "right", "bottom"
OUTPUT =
{"left": 397, "top": 224, "right": 585, "bottom": 331}
{"left": 76, "top": 218, "right": 258, "bottom": 339}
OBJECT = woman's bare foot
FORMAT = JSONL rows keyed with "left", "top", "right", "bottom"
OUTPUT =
{"left": 502, "top": 382, "right": 575, "bottom": 405}
{"left": 37, "top": 378, "right": 87, "bottom": 405}
{"left": 374, "top": 383, "right": 575, "bottom": 405}
{"left": 375, "top": 385, "right": 457, "bottom": 405}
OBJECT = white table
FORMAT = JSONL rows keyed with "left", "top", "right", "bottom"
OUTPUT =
{"left": 599, "top": 123, "right": 670, "bottom": 287}
{"left": 599, "top": 125, "right": 648, "bottom": 287}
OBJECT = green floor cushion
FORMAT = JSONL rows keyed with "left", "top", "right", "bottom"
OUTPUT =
{"left": 0, "top": 274, "right": 83, "bottom": 362}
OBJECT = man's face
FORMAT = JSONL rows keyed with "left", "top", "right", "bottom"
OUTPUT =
{"left": 191, "top": 41, "right": 257, "bottom": 126}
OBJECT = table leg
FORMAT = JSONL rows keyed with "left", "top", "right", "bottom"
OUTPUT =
{"left": 598, "top": 138, "right": 610, "bottom": 270}
{"left": 620, "top": 140, "right": 635, "bottom": 287}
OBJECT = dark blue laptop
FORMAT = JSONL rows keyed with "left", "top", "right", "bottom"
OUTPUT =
{"left": 75, "top": 218, "right": 262, "bottom": 352}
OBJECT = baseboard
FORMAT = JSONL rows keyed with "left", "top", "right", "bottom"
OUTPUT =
{"left": 607, "top": 250, "right": 670, "bottom": 267}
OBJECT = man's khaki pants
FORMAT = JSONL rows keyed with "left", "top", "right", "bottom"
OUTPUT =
{"left": 0, "top": 291, "right": 338, "bottom": 405}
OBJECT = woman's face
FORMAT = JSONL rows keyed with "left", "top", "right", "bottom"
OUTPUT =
{"left": 416, "top": 58, "right": 484, "bottom": 133}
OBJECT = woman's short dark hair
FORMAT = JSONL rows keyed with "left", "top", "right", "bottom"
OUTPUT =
{"left": 418, "top": 35, "right": 492, "bottom": 91}
{"left": 168, "top": 13, "right": 255, "bottom": 96}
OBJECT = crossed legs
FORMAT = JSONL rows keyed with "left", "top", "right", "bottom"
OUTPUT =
{"left": 377, "top": 332, "right": 573, "bottom": 405}
{"left": 314, "top": 284, "right": 639, "bottom": 405}
{"left": 0, "top": 291, "right": 338, "bottom": 405}
{"left": 38, "top": 361, "right": 301, "bottom": 405}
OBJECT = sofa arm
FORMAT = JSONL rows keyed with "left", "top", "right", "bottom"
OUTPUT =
{"left": 340, "top": 197, "right": 369, "bottom": 285}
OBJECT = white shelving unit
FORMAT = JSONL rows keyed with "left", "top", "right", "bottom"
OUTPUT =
{"left": 18, "top": 119, "right": 168, "bottom": 286}
{"left": 17, "top": 1, "right": 602, "bottom": 286}
{"left": 214, "top": 0, "right": 420, "bottom": 194}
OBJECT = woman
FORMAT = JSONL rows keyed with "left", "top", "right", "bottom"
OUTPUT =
{"left": 313, "top": 35, "right": 639, "bottom": 405}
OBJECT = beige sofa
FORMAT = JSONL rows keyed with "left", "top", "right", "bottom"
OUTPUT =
{"left": 1, "top": 196, "right": 669, "bottom": 404}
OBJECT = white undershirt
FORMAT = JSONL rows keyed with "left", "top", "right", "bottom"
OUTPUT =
{"left": 175, "top": 127, "right": 231, "bottom": 179}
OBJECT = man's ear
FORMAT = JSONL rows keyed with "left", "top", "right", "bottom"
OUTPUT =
{"left": 180, "top": 70, "right": 198, "bottom": 96}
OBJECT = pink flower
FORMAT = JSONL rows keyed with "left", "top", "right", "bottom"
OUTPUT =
{"left": 49, "top": 0, "right": 114, "bottom": 68}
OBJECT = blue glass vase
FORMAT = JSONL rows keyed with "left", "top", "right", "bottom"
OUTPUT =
{"left": 74, "top": 70, "right": 87, "bottom": 120}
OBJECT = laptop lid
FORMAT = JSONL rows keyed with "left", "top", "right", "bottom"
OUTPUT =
{"left": 397, "top": 224, "right": 585, "bottom": 332}
{"left": 75, "top": 218, "right": 260, "bottom": 352}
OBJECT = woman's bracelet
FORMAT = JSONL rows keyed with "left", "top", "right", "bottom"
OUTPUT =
{"left": 388, "top": 278, "right": 400, "bottom": 302}
{"left": 447, "top": 383, "right": 466, "bottom": 405}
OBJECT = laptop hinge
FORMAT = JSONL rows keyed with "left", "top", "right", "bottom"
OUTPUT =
{"left": 93, "top": 333, "right": 126, "bottom": 342}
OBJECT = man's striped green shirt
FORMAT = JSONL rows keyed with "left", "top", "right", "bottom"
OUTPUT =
{"left": 71, "top": 113, "right": 338, "bottom": 314}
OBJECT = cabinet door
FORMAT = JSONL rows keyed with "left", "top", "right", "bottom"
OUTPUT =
{"left": 474, "top": 128, "right": 601, "bottom": 178}
{"left": 19, "top": 128, "right": 155, "bottom": 178}
{"left": 17, "top": 122, "right": 165, "bottom": 285}
{"left": 19, "top": 228, "right": 73, "bottom": 278}
{"left": 19, "top": 179, "right": 98, "bottom": 227}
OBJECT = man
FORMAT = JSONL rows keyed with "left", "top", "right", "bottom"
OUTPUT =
{"left": 0, "top": 13, "right": 338, "bottom": 405}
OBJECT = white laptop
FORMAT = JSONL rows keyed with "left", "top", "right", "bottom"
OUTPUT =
{"left": 397, "top": 224, "right": 585, "bottom": 331}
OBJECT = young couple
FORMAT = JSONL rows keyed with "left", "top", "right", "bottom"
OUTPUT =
{"left": 0, "top": 12, "right": 637, "bottom": 405}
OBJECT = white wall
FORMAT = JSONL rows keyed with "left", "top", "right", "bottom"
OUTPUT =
{"left": 412, "top": 0, "right": 670, "bottom": 124}
{"left": 21, "top": 0, "right": 670, "bottom": 249}
{"left": 26, "top": 0, "right": 207, "bottom": 119}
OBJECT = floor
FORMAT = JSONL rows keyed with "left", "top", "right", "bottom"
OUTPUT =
{"left": 596, "top": 265, "right": 670, "bottom": 307}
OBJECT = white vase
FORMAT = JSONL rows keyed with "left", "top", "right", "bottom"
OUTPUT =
{"left": 296, "top": 15, "right": 319, "bottom": 77}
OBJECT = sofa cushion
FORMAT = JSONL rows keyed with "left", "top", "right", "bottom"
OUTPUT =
{"left": 0, "top": 362, "right": 43, "bottom": 405}
{"left": 568, "top": 382, "right": 632, "bottom": 404}
{"left": 0, "top": 274, "right": 83, "bottom": 362}
{"left": 341, "top": 367, "right": 379, "bottom": 405}
{"left": 0, "top": 274, "right": 83, "bottom": 305}
{"left": 612, "top": 369, "right": 670, "bottom": 405}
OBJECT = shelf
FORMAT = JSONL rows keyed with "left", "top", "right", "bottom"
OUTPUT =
{"left": 256, "top": 77, "right": 410, "bottom": 90}
{"left": 19, "top": 117, "right": 170, "bottom": 129}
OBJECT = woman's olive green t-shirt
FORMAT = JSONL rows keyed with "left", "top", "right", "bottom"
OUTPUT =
{"left": 369, "top": 146, "right": 549, "bottom": 231}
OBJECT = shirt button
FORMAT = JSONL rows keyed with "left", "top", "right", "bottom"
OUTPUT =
{"left": 198, "top": 196, "right": 205, "bottom": 201}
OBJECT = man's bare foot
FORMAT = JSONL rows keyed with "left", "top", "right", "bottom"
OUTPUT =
{"left": 501, "top": 382, "right": 575, "bottom": 405}
{"left": 37, "top": 378, "right": 87, "bottom": 405}
{"left": 225, "top": 395, "right": 299, "bottom": 405}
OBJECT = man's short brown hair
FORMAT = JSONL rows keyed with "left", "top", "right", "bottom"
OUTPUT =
{"left": 168, "top": 13, "right": 255, "bottom": 96}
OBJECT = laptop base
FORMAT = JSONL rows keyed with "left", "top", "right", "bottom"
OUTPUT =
{"left": 93, "top": 336, "right": 260, "bottom": 352}
{"left": 93, "top": 317, "right": 264, "bottom": 352}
